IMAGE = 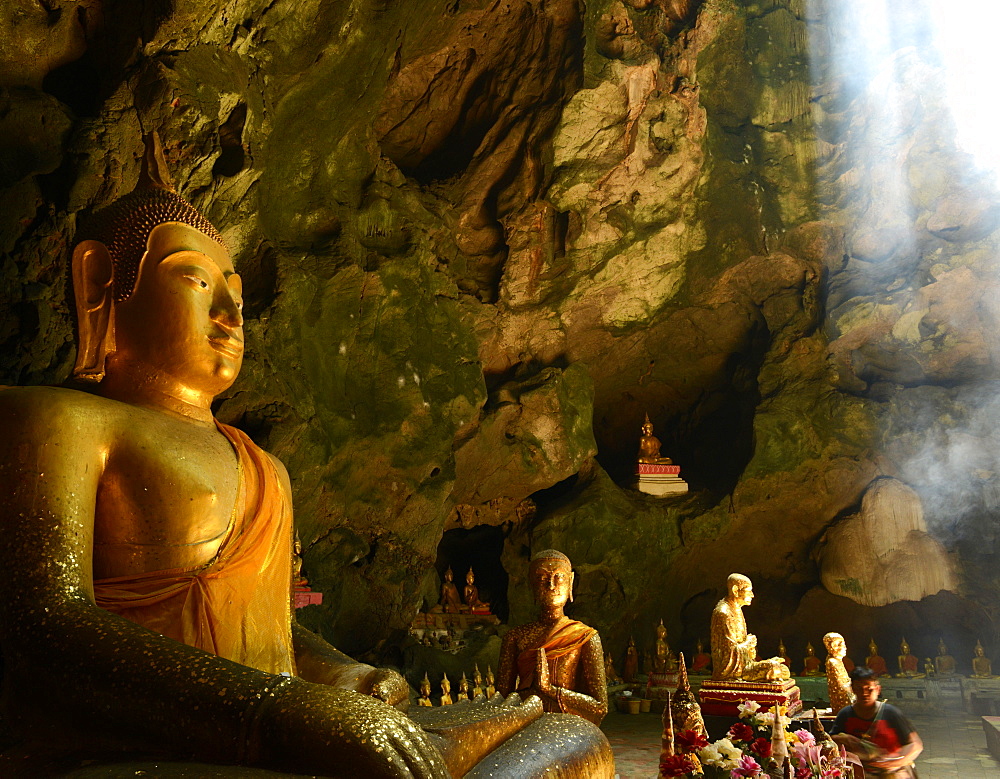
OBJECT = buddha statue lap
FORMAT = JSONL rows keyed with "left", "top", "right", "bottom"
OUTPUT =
{"left": 823, "top": 632, "right": 853, "bottom": 714}
{"left": 973, "top": 640, "right": 994, "bottom": 678}
{"left": 497, "top": 550, "right": 609, "bottom": 726}
{"left": 0, "top": 145, "right": 612, "bottom": 778}
{"left": 935, "top": 638, "right": 957, "bottom": 676}
{"left": 709, "top": 574, "right": 790, "bottom": 683}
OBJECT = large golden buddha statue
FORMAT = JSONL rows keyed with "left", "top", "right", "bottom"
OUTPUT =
{"left": 709, "top": 573, "right": 790, "bottom": 682}
{"left": 497, "top": 550, "right": 609, "bottom": 725}
{"left": 0, "top": 142, "right": 612, "bottom": 777}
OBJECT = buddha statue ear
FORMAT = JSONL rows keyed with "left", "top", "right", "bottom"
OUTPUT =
{"left": 568, "top": 571, "right": 575, "bottom": 603}
{"left": 71, "top": 239, "right": 115, "bottom": 382}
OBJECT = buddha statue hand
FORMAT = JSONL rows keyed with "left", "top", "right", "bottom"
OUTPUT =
{"left": 260, "top": 678, "right": 450, "bottom": 777}
{"left": 366, "top": 667, "right": 411, "bottom": 708}
{"left": 535, "top": 647, "right": 555, "bottom": 699}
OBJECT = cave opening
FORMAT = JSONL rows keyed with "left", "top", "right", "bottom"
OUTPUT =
{"left": 435, "top": 525, "right": 509, "bottom": 623}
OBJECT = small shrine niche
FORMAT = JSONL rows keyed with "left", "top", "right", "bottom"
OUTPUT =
{"left": 435, "top": 525, "right": 509, "bottom": 622}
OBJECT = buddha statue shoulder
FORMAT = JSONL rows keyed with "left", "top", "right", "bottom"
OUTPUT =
{"left": 709, "top": 573, "right": 789, "bottom": 682}
{"left": 497, "top": 549, "right": 609, "bottom": 725}
{"left": 973, "top": 640, "right": 994, "bottom": 678}
{"left": 823, "top": 632, "right": 854, "bottom": 714}
{"left": 637, "top": 413, "right": 673, "bottom": 464}
{"left": 0, "top": 139, "right": 613, "bottom": 778}
{"left": 935, "top": 638, "right": 957, "bottom": 676}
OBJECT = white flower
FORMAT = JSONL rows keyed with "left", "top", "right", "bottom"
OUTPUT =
{"left": 698, "top": 744, "right": 724, "bottom": 766}
{"left": 737, "top": 700, "right": 761, "bottom": 718}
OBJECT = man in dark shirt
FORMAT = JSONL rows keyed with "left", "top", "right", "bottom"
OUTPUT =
{"left": 831, "top": 666, "right": 923, "bottom": 777}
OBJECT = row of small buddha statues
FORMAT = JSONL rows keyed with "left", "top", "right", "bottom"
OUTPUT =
{"left": 417, "top": 665, "right": 497, "bottom": 706}
{"left": 859, "top": 637, "right": 994, "bottom": 678}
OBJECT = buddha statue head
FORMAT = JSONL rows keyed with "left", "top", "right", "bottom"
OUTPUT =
{"left": 869, "top": 638, "right": 879, "bottom": 656}
{"left": 656, "top": 619, "right": 667, "bottom": 641}
{"left": 726, "top": 573, "right": 753, "bottom": 606}
{"left": 528, "top": 548, "right": 574, "bottom": 607}
{"left": 805, "top": 642, "right": 816, "bottom": 657}
{"left": 420, "top": 673, "right": 431, "bottom": 697}
{"left": 938, "top": 638, "right": 948, "bottom": 655}
{"left": 71, "top": 135, "right": 241, "bottom": 414}
{"left": 975, "top": 640, "right": 987, "bottom": 658}
{"left": 824, "top": 632, "right": 846, "bottom": 659}
{"left": 466, "top": 568, "right": 475, "bottom": 585}
{"left": 900, "top": 638, "right": 910, "bottom": 655}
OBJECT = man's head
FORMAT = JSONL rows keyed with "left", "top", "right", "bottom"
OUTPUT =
{"left": 71, "top": 187, "right": 242, "bottom": 401}
{"left": 528, "top": 549, "right": 574, "bottom": 607}
{"left": 726, "top": 573, "right": 753, "bottom": 606}
{"left": 849, "top": 666, "right": 881, "bottom": 706}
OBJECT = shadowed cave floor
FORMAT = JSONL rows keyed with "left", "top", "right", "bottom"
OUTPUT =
{"left": 601, "top": 710, "right": 1000, "bottom": 778}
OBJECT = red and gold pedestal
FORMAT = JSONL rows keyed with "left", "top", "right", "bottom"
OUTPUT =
{"left": 697, "top": 678, "right": 802, "bottom": 717}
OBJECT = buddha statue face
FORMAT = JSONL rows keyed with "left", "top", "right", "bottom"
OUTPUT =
{"left": 113, "top": 223, "right": 243, "bottom": 394}
{"left": 939, "top": 639, "right": 948, "bottom": 654}
{"left": 530, "top": 558, "right": 574, "bottom": 608}
{"left": 976, "top": 643, "right": 986, "bottom": 658}
{"left": 900, "top": 640, "right": 910, "bottom": 655}
{"left": 824, "top": 632, "right": 846, "bottom": 658}
{"left": 642, "top": 422, "right": 653, "bottom": 435}
{"left": 869, "top": 639, "right": 878, "bottom": 655}
{"left": 466, "top": 569, "right": 475, "bottom": 585}
{"left": 728, "top": 575, "right": 753, "bottom": 607}
{"left": 656, "top": 621, "right": 667, "bottom": 640}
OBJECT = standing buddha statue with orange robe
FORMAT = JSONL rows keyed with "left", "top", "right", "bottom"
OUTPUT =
{"left": 497, "top": 549, "right": 609, "bottom": 725}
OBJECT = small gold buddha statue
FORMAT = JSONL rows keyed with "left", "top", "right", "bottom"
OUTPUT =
{"left": 637, "top": 413, "right": 673, "bottom": 464}
{"left": 823, "top": 632, "right": 853, "bottom": 714}
{"left": 866, "top": 638, "right": 890, "bottom": 677}
{"left": 802, "top": 642, "right": 822, "bottom": 676}
{"left": 440, "top": 673, "right": 454, "bottom": 705}
{"left": 653, "top": 619, "right": 677, "bottom": 673}
{"left": 464, "top": 567, "right": 490, "bottom": 612}
{"left": 896, "top": 638, "right": 923, "bottom": 678}
{"left": 924, "top": 658, "right": 935, "bottom": 677}
{"left": 690, "top": 638, "right": 712, "bottom": 674}
{"left": 418, "top": 673, "right": 433, "bottom": 706}
{"left": 624, "top": 636, "right": 639, "bottom": 682}
{"left": 935, "top": 638, "right": 957, "bottom": 676}
{"left": 973, "top": 640, "right": 994, "bottom": 678}
{"left": 457, "top": 672, "right": 470, "bottom": 701}
{"left": 710, "top": 573, "right": 789, "bottom": 682}
{"left": 778, "top": 638, "right": 791, "bottom": 670}
{"left": 497, "top": 549, "right": 609, "bottom": 725}
{"left": 439, "top": 567, "right": 463, "bottom": 613}
{"left": 486, "top": 665, "right": 496, "bottom": 698}
{"left": 605, "top": 651, "right": 622, "bottom": 684}
{"left": 472, "top": 664, "right": 484, "bottom": 697}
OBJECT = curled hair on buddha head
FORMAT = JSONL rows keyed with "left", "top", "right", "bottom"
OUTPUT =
{"left": 74, "top": 132, "right": 226, "bottom": 302}
{"left": 849, "top": 666, "right": 878, "bottom": 682}
{"left": 529, "top": 549, "right": 572, "bottom": 571}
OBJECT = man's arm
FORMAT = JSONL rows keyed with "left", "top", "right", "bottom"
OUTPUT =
{"left": 0, "top": 388, "right": 446, "bottom": 777}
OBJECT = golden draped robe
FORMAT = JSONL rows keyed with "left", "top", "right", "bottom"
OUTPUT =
{"left": 93, "top": 421, "right": 295, "bottom": 675}
{"left": 515, "top": 619, "right": 597, "bottom": 695}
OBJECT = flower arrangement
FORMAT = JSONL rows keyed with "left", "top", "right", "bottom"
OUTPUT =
{"left": 659, "top": 700, "right": 848, "bottom": 779}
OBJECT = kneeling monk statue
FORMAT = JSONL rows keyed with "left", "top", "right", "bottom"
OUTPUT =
{"left": 0, "top": 142, "right": 613, "bottom": 778}
{"left": 497, "top": 550, "right": 609, "bottom": 725}
{"left": 710, "top": 573, "right": 790, "bottom": 682}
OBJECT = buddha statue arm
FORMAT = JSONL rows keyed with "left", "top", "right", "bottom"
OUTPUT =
{"left": 292, "top": 620, "right": 410, "bottom": 707}
{"left": 0, "top": 389, "right": 448, "bottom": 777}
{"left": 535, "top": 634, "right": 609, "bottom": 725}
{"left": 496, "top": 628, "right": 521, "bottom": 697}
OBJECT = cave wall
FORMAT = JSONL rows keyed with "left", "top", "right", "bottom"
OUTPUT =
{"left": 2, "top": 0, "right": 999, "bottom": 672}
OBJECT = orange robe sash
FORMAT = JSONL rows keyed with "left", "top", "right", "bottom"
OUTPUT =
{"left": 516, "top": 619, "right": 596, "bottom": 691}
{"left": 93, "top": 421, "right": 295, "bottom": 675}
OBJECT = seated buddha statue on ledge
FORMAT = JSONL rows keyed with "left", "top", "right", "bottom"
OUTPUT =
{"left": 637, "top": 413, "right": 673, "bottom": 464}
{"left": 0, "top": 138, "right": 613, "bottom": 778}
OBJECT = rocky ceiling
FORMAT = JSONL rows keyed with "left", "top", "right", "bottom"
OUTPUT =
{"left": 2, "top": 0, "right": 999, "bottom": 673}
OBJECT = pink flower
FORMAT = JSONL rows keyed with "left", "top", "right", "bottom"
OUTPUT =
{"left": 676, "top": 729, "right": 709, "bottom": 753}
{"left": 794, "top": 729, "right": 816, "bottom": 745}
{"left": 730, "top": 754, "right": 762, "bottom": 777}
{"left": 728, "top": 721, "right": 755, "bottom": 742}
{"left": 659, "top": 753, "right": 696, "bottom": 777}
